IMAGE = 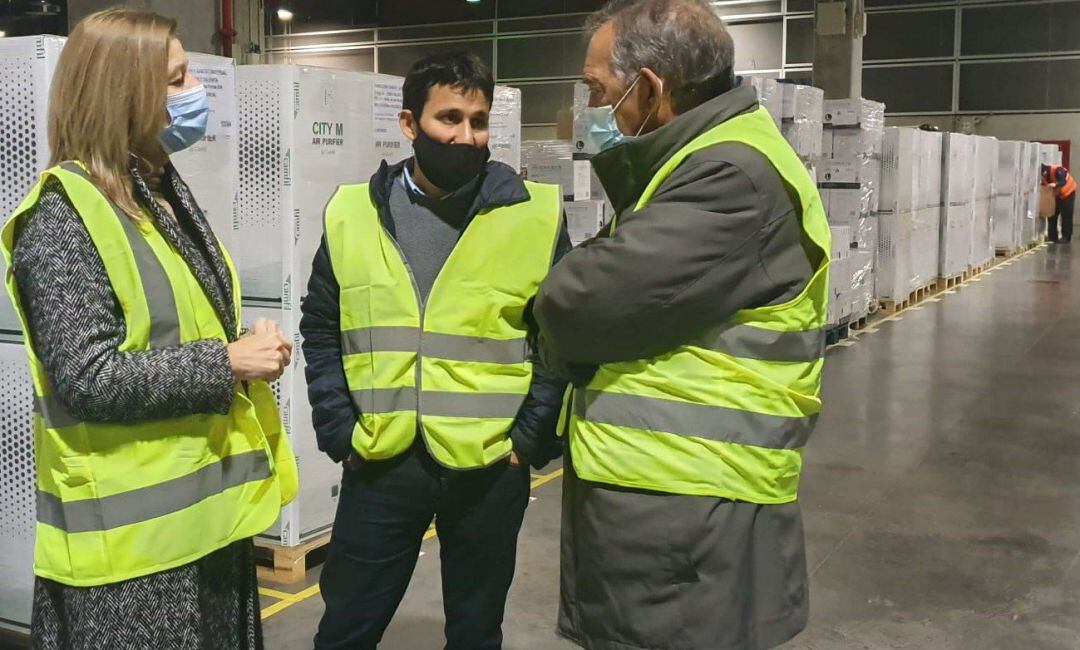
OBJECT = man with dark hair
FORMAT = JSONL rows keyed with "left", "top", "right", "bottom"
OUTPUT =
{"left": 532, "top": 1, "right": 829, "bottom": 648}
{"left": 302, "top": 52, "right": 570, "bottom": 650}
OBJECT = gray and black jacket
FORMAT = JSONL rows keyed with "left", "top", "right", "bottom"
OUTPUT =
{"left": 11, "top": 163, "right": 236, "bottom": 424}
{"left": 300, "top": 158, "right": 571, "bottom": 470}
{"left": 533, "top": 85, "right": 817, "bottom": 381}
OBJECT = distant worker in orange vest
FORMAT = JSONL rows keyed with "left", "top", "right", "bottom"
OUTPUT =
{"left": 1043, "top": 163, "right": 1077, "bottom": 243}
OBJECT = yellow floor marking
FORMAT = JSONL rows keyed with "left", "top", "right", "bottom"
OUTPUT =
{"left": 259, "top": 467, "right": 566, "bottom": 620}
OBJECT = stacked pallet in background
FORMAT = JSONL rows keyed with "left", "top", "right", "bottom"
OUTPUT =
{"left": 939, "top": 133, "right": 977, "bottom": 283}
{"left": 781, "top": 83, "right": 825, "bottom": 167}
{"left": 818, "top": 98, "right": 883, "bottom": 325}
{"left": 566, "top": 81, "right": 612, "bottom": 246}
{"left": 876, "top": 127, "right": 919, "bottom": 305}
{"left": 913, "top": 130, "right": 943, "bottom": 289}
{"left": 1019, "top": 142, "right": 1042, "bottom": 246}
{"left": 523, "top": 138, "right": 607, "bottom": 245}
{"left": 972, "top": 136, "right": 998, "bottom": 268}
{"left": 992, "top": 141, "right": 1025, "bottom": 253}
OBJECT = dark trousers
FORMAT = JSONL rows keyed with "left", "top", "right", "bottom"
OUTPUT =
{"left": 1048, "top": 193, "right": 1076, "bottom": 242}
{"left": 314, "top": 443, "right": 531, "bottom": 650}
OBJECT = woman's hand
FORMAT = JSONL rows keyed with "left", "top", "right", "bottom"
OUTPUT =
{"left": 228, "top": 318, "right": 293, "bottom": 381}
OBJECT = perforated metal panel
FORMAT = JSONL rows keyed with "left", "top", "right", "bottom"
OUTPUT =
{"left": 0, "top": 341, "right": 36, "bottom": 631}
{"left": 0, "top": 36, "right": 64, "bottom": 335}
{"left": 236, "top": 75, "right": 286, "bottom": 300}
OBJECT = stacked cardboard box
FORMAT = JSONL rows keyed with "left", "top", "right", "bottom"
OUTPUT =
{"left": 742, "top": 76, "right": 782, "bottom": 126}
{"left": 972, "top": 136, "right": 998, "bottom": 267}
{"left": 567, "top": 82, "right": 613, "bottom": 244}
{"left": 523, "top": 140, "right": 574, "bottom": 198}
{"left": 818, "top": 98, "right": 883, "bottom": 324}
{"left": 1019, "top": 142, "right": 1041, "bottom": 245}
{"left": 992, "top": 140, "right": 1025, "bottom": 251}
{"left": 876, "top": 127, "right": 919, "bottom": 301}
{"left": 781, "top": 84, "right": 825, "bottom": 164}
{"left": 912, "top": 130, "right": 943, "bottom": 288}
{"left": 939, "top": 133, "right": 977, "bottom": 280}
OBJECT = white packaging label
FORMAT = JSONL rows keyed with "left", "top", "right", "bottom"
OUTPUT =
{"left": 573, "top": 160, "right": 594, "bottom": 200}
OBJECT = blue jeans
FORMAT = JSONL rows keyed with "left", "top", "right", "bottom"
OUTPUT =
{"left": 314, "top": 443, "right": 531, "bottom": 650}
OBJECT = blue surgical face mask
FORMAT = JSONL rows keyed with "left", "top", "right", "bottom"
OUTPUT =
{"left": 158, "top": 85, "right": 209, "bottom": 154}
{"left": 580, "top": 75, "right": 660, "bottom": 154}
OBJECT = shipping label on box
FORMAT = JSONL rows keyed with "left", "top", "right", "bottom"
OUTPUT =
{"left": 823, "top": 98, "right": 885, "bottom": 128}
{"left": 829, "top": 127, "right": 883, "bottom": 160}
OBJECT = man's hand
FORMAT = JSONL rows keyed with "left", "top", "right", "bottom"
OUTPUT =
{"left": 509, "top": 450, "right": 526, "bottom": 467}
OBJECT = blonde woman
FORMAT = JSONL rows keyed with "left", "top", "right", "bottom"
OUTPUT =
{"left": 2, "top": 9, "right": 298, "bottom": 649}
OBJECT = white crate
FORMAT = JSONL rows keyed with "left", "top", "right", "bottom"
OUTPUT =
{"left": 880, "top": 127, "right": 921, "bottom": 214}
{"left": 972, "top": 197, "right": 994, "bottom": 267}
{"left": 974, "top": 136, "right": 999, "bottom": 201}
{"left": 781, "top": 84, "right": 824, "bottom": 123}
{"left": 0, "top": 337, "right": 34, "bottom": 632}
{"left": 917, "top": 131, "right": 943, "bottom": 210}
{"left": 782, "top": 120, "right": 823, "bottom": 161}
{"left": 565, "top": 199, "right": 608, "bottom": 246}
{"left": 742, "top": 77, "right": 781, "bottom": 126}
{"left": 939, "top": 203, "right": 973, "bottom": 279}
{"left": 912, "top": 206, "right": 941, "bottom": 288}
{"left": 235, "top": 64, "right": 370, "bottom": 545}
{"left": 992, "top": 140, "right": 1025, "bottom": 250}
{"left": 0, "top": 35, "right": 65, "bottom": 333}
{"left": 523, "top": 140, "right": 574, "bottom": 198}
{"left": 823, "top": 98, "right": 884, "bottom": 129}
{"left": 875, "top": 211, "right": 914, "bottom": 301}
{"left": 244, "top": 304, "right": 339, "bottom": 547}
{"left": 490, "top": 85, "right": 522, "bottom": 172}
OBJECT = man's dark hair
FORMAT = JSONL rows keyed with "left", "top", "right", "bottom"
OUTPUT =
{"left": 402, "top": 52, "right": 495, "bottom": 119}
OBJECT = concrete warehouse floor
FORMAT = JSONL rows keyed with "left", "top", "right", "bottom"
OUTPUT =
{"left": 257, "top": 241, "right": 1080, "bottom": 649}
{"left": 2, "top": 242, "right": 1076, "bottom": 650}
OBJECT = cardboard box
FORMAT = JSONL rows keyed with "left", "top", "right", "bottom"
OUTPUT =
{"left": 523, "top": 140, "right": 574, "bottom": 198}
{"left": 942, "top": 133, "right": 976, "bottom": 207}
{"left": 1040, "top": 185, "right": 1056, "bottom": 218}
{"left": 742, "top": 76, "right": 782, "bottom": 126}
{"left": 236, "top": 65, "right": 373, "bottom": 544}
{"left": 781, "top": 84, "right": 824, "bottom": 123}
{"left": 974, "top": 136, "right": 999, "bottom": 201}
{"left": 0, "top": 35, "right": 65, "bottom": 333}
{"left": 823, "top": 98, "right": 885, "bottom": 129}
{"left": 827, "top": 128, "right": 884, "bottom": 161}
{"left": 879, "top": 127, "right": 920, "bottom": 214}
{"left": 565, "top": 199, "right": 608, "bottom": 246}
{"left": 875, "top": 210, "right": 914, "bottom": 301}
{"left": 782, "top": 120, "right": 824, "bottom": 161}
{"left": 490, "top": 85, "right": 522, "bottom": 172}
{"left": 917, "top": 130, "right": 943, "bottom": 210}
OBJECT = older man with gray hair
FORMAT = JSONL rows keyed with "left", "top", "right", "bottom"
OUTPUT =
{"left": 531, "top": 1, "right": 831, "bottom": 649}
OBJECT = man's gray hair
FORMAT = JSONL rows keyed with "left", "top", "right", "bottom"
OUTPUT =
{"left": 587, "top": 0, "right": 736, "bottom": 113}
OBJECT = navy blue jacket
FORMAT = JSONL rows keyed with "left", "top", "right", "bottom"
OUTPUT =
{"left": 300, "top": 158, "right": 571, "bottom": 469}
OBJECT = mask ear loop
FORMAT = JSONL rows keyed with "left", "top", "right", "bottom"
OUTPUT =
{"left": 634, "top": 79, "right": 664, "bottom": 137}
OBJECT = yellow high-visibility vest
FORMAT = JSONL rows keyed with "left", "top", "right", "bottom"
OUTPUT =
{"left": 569, "top": 107, "right": 831, "bottom": 504}
{"left": 324, "top": 180, "right": 562, "bottom": 469}
{"left": 1, "top": 162, "right": 298, "bottom": 587}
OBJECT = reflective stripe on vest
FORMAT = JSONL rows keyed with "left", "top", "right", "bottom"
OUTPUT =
{"left": 325, "top": 180, "right": 562, "bottom": 469}
{"left": 569, "top": 107, "right": 830, "bottom": 504}
{"left": 1, "top": 162, "right": 298, "bottom": 587}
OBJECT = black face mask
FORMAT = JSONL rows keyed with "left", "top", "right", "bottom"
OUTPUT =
{"left": 412, "top": 128, "right": 491, "bottom": 193}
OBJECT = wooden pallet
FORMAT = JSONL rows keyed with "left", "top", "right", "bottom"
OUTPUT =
{"left": 825, "top": 322, "right": 850, "bottom": 346}
{"left": 934, "top": 274, "right": 963, "bottom": 292}
{"left": 254, "top": 531, "right": 332, "bottom": 585}
{"left": 879, "top": 283, "right": 934, "bottom": 314}
{"left": 966, "top": 261, "right": 991, "bottom": 278}
{"left": 995, "top": 246, "right": 1024, "bottom": 258}
{"left": 849, "top": 314, "right": 870, "bottom": 331}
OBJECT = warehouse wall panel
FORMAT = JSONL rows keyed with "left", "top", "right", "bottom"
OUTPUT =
{"left": 962, "top": 2, "right": 1080, "bottom": 57}
{"left": 728, "top": 19, "right": 784, "bottom": 71}
{"left": 517, "top": 81, "right": 576, "bottom": 125}
{"left": 497, "top": 33, "right": 588, "bottom": 80}
{"left": 785, "top": 16, "right": 814, "bottom": 66}
{"left": 377, "top": 39, "right": 494, "bottom": 77}
{"left": 864, "top": 10, "right": 955, "bottom": 61}
{"left": 864, "top": 64, "right": 953, "bottom": 113}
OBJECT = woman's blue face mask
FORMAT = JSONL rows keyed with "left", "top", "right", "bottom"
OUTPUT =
{"left": 158, "top": 85, "right": 209, "bottom": 155}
